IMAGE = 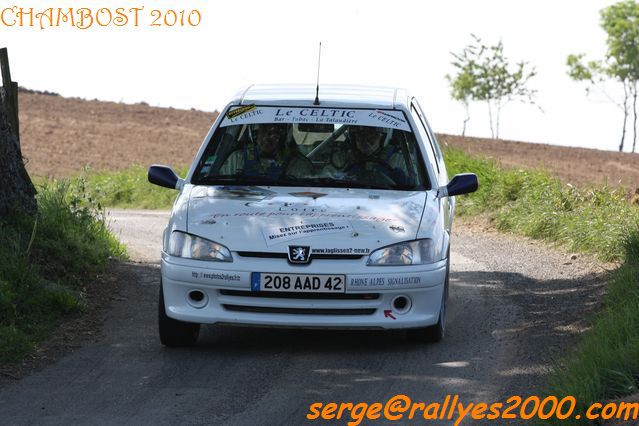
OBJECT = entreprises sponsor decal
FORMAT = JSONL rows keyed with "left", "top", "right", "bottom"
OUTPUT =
{"left": 262, "top": 221, "right": 352, "bottom": 246}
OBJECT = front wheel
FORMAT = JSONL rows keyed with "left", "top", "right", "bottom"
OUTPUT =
{"left": 158, "top": 283, "right": 200, "bottom": 347}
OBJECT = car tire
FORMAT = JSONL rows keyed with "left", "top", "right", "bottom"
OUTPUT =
{"left": 407, "top": 250, "right": 449, "bottom": 343}
{"left": 158, "top": 283, "right": 200, "bottom": 347}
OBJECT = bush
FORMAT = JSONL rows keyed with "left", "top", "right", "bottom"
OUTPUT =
{"left": 0, "top": 178, "right": 127, "bottom": 363}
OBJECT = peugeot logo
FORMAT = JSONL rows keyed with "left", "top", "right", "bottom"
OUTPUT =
{"left": 288, "top": 245, "right": 311, "bottom": 264}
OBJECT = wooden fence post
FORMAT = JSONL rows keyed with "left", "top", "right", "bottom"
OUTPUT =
{"left": 12, "top": 80, "right": 18, "bottom": 139}
{"left": 0, "top": 46, "right": 36, "bottom": 217}
{"left": 0, "top": 47, "right": 20, "bottom": 146}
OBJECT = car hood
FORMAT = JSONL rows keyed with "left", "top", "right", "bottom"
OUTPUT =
{"left": 187, "top": 186, "right": 428, "bottom": 253}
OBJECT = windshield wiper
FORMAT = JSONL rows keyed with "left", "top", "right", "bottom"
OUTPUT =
{"left": 194, "top": 175, "right": 319, "bottom": 187}
{"left": 194, "top": 175, "right": 399, "bottom": 190}
{"left": 194, "top": 175, "right": 280, "bottom": 186}
{"left": 306, "top": 178, "right": 396, "bottom": 189}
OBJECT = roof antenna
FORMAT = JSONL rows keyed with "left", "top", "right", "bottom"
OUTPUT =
{"left": 313, "top": 42, "right": 322, "bottom": 106}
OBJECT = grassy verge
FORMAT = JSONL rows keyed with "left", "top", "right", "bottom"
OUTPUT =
{"left": 73, "top": 165, "right": 188, "bottom": 210}
{"left": 445, "top": 149, "right": 637, "bottom": 262}
{"left": 0, "top": 178, "right": 127, "bottom": 363}
{"left": 445, "top": 148, "right": 639, "bottom": 424}
{"left": 544, "top": 239, "right": 639, "bottom": 424}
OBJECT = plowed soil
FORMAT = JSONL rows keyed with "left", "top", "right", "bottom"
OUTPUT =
{"left": 17, "top": 90, "right": 639, "bottom": 191}
{"left": 18, "top": 90, "right": 216, "bottom": 177}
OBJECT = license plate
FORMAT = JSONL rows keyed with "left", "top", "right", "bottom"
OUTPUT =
{"left": 251, "top": 272, "right": 346, "bottom": 293}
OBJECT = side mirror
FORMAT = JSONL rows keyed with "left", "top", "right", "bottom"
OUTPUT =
{"left": 148, "top": 165, "right": 183, "bottom": 190}
{"left": 437, "top": 173, "right": 478, "bottom": 198}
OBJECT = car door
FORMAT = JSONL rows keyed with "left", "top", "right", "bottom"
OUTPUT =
{"left": 410, "top": 99, "right": 453, "bottom": 231}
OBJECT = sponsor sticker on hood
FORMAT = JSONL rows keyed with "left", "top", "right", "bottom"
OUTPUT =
{"left": 262, "top": 220, "right": 353, "bottom": 246}
{"left": 187, "top": 187, "right": 430, "bottom": 251}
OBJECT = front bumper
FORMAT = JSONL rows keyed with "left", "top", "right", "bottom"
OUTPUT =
{"left": 160, "top": 253, "right": 447, "bottom": 330}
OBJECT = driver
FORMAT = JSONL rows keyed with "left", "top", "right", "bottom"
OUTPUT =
{"left": 219, "top": 123, "right": 313, "bottom": 178}
{"left": 342, "top": 125, "right": 408, "bottom": 183}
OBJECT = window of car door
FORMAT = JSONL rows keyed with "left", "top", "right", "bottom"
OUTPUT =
{"left": 413, "top": 99, "right": 448, "bottom": 182}
{"left": 410, "top": 102, "right": 440, "bottom": 186}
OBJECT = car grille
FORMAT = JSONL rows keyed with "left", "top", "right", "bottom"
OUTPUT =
{"left": 219, "top": 290, "right": 379, "bottom": 300}
{"left": 222, "top": 305, "right": 376, "bottom": 316}
{"left": 218, "top": 290, "right": 379, "bottom": 316}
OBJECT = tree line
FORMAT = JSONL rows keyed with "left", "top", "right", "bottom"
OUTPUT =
{"left": 447, "top": 0, "right": 639, "bottom": 152}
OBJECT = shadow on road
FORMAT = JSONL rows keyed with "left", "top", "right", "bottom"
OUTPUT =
{"left": 0, "top": 260, "right": 609, "bottom": 424}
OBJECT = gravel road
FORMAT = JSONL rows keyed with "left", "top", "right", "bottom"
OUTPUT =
{"left": 0, "top": 210, "right": 608, "bottom": 425}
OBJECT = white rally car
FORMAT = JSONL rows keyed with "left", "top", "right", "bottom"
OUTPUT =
{"left": 148, "top": 84, "right": 478, "bottom": 346}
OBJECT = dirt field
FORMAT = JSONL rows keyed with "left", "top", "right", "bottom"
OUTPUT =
{"left": 18, "top": 90, "right": 216, "bottom": 177}
{"left": 17, "top": 90, "right": 639, "bottom": 191}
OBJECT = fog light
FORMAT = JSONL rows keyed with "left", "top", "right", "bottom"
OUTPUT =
{"left": 392, "top": 295, "right": 411, "bottom": 314}
{"left": 187, "top": 289, "right": 208, "bottom": 308}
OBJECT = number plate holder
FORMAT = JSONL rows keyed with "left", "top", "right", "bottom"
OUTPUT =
{"left": 251, "top": 273, "right": 346, "bottom": 293}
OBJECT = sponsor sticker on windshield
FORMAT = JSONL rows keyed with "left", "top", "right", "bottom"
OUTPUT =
{"left": 226, "top": 104, "right": 256, "bottom": 119}
{"left": 220, "top": 106, "right": 411, "bottom": 131}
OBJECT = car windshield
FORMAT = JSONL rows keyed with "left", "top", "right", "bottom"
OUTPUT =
{"left": 191, "top": 106, "right": 429, "bottom": 190}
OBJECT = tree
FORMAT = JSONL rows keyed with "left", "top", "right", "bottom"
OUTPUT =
{"left": 567, "top": 0, "right": 639, "bottom": 152}
{"left": 446, "top": 63, "right": 473, "bottom": 136}
{"left": 0, "top": 48, "right": 36, "bottom": 219}
{"left": 447, "top": 34, "right": 538, "bottom": 139}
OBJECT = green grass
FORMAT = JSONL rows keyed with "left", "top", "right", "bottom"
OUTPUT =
{"left": 445, "top": 148, "right": 638, "bottom": 262}
{"left": 542, "top": 237, "right": 639, "bottom": 425}
{"left": 445, "top": 148, "right": 639, "bottom": 424}
{"left": 0, "top": 178, "right": 127, "bottom": 363}
{"left": 74, "top": 165, "right": 188, "bottom": 209}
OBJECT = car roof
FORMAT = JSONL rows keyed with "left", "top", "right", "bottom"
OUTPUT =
{"left": 231, "top": 84, "right": 412, "bottom": 110}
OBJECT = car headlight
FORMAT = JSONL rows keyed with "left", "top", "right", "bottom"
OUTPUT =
{"left": 168, "top": 231, "right": 233, "bottom": 262}
{"left": 367, "top": 239, "right": 441, "bottom": 266}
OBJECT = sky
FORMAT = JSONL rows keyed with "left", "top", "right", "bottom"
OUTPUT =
{"left": 2, "top": 0, "right": 632, "bottom": 152}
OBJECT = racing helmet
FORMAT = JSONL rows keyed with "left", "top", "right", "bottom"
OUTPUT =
{"left": 348, "top": 125, "right": 386, "bottom": 157}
